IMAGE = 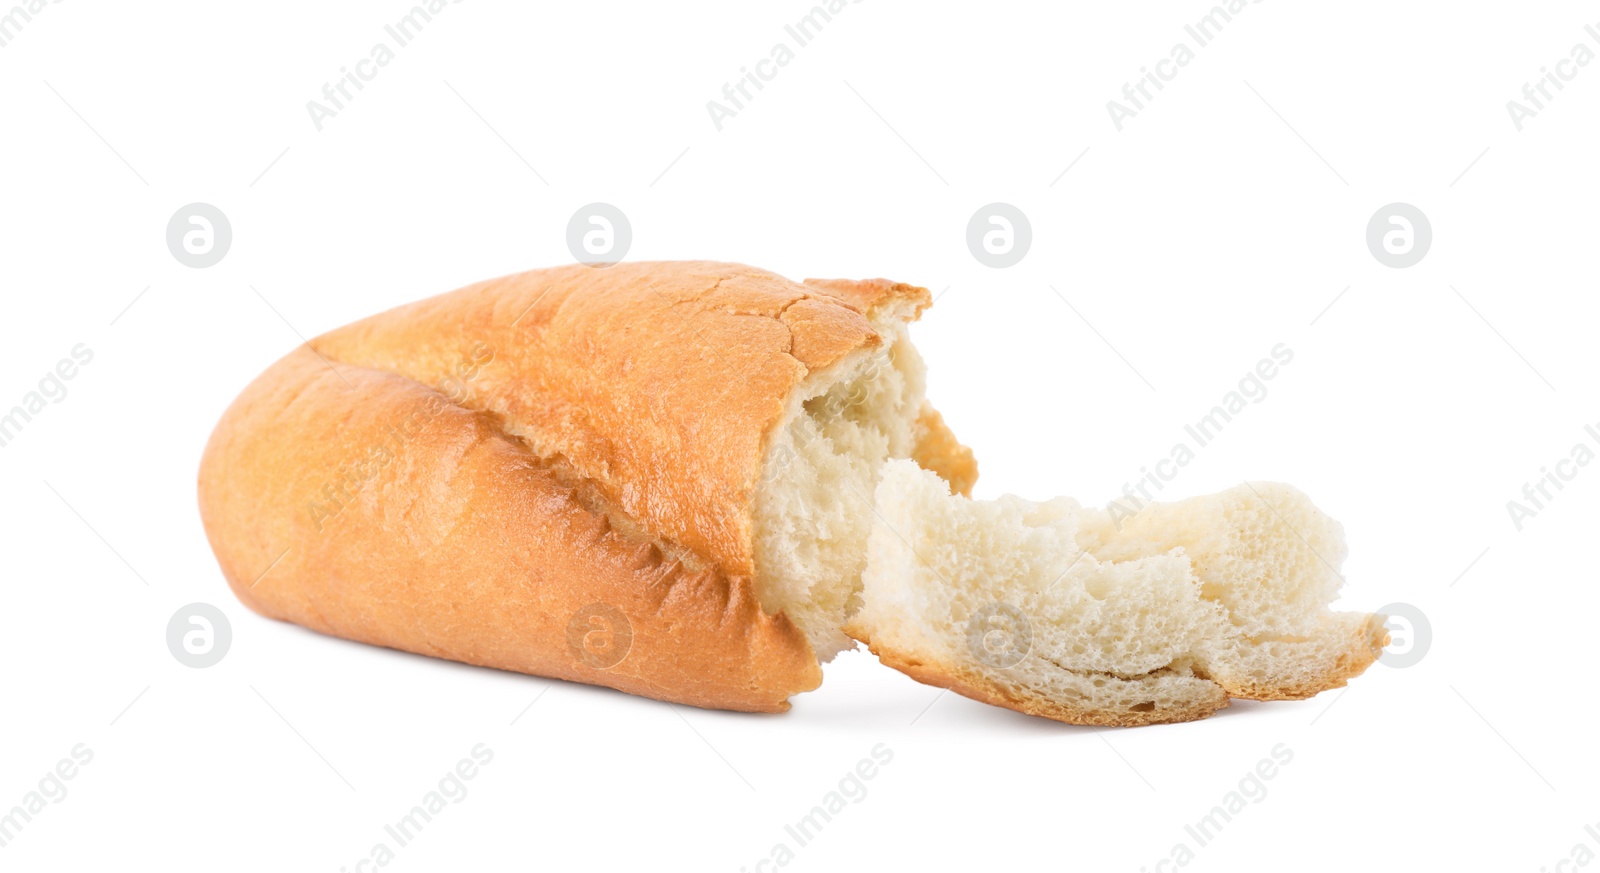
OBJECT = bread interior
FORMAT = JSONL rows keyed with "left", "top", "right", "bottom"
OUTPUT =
{"left": 751, "top": 317, "right": 1382, "bottom": 722}
{"left": 752, "top": 323, "right": 926, "bottom": 659}
{"left": 843, "top": 461, "right": 1386, "bottom": 724}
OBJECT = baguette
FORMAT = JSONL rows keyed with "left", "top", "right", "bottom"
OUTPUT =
{"left": 199, "top": 260, "right": 1384, "bottom": 724}
{"left": 198, "top": 261, "right": 974, "bottom": 712}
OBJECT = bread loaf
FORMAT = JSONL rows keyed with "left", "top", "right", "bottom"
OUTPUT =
{"left": 198, "top": 261, "right": 974, "bottom": 712}
{"left": 200, "top": 260, "right": 1384, "bottom": 724}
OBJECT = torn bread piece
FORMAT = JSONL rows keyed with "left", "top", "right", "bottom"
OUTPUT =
{"left": 846, "top": 461, "right": 1388, "bottom": 727}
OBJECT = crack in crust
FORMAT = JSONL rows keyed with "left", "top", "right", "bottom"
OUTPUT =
{"left": 311, "top": 261, "right": 926, "bottom": 584}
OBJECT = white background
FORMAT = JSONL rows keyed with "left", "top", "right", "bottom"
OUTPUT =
{"left": 3, "top": 1, "right": 1597, "bottom": 870}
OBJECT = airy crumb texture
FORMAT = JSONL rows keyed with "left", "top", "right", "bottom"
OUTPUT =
{"left": 753, "top": 323, "right": 964, "bottom": 660}
{"left": 846, "top": 461, "right": 1388, "bottom": 727}
{"left": 752, "top": 341, "right": 907, "bottom": 659}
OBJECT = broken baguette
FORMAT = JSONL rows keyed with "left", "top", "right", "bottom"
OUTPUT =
{"left": 845, "top": 461, "right": 1389, "bottom": 726}
{"left": 199, "top": 261, "right": 973, "bottom": 712}
{"left": 199, "top": 259, "right": 1384, "bottom": 724}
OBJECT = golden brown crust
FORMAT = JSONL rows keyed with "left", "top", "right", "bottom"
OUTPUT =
{"left": 855, "top": 616, "right": 1385, "bottom": 726}
{"left": 911, "top": 405, "right": 978, "bottom": 498}
{"left": 801, "top": 277, "right": 932, "bottom": 321}
{"left": 199, "top": 349, "right": 823, "bottom": 711}
{"left": 199, "top": 261, "right": 957, "bottom": 712}
{"left": 867, "top": 643, "right": 1229, "bottom": 728}
{"left": 312, "top": 262, "right": 932, "bottom": 580}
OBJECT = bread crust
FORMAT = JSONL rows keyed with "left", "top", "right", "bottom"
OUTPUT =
{"left": 866, "top": 643, "right": 1230, "bottom": 728}
{"left": 852, "top": 602, "right": 1387, "bottom": 725}
{"left": 910, "top": 405, "right": 978, "bottom": 498}
{"left": 311, "top": 262, "right": 927, "bottom": 579}
{"left": 852, "top": 595, "right": 1387, "bottom": 727}
{"left": 1214, "top": 613, "right": 1390, "bottom": 701}
{"left": 199, "top": 262, "right": 951, "bottom": 712}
